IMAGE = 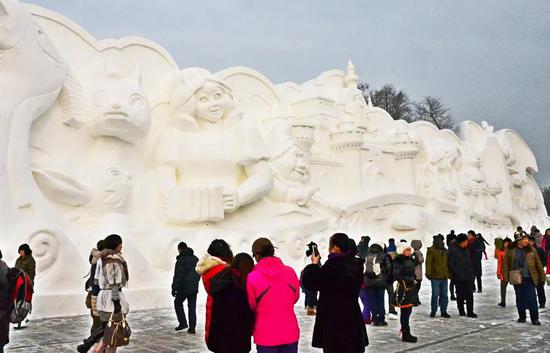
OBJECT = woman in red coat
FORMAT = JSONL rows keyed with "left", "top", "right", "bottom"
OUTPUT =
{"left": 196, "top": 239, "right": 233, "bottom": 344}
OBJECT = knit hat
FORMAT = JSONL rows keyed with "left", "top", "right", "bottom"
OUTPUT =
{"left": 411, "top": 240, "right": 422, "bottom": 250}
{"left": 517, "top": 232, "right": 528, "bottom": 241}
{"left": 397, "top": 241, "right": 411, "bottom": 254}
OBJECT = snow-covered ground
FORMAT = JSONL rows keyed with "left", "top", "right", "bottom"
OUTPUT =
{"left": 6, "top": 258, "right": 549, "bottom": 352}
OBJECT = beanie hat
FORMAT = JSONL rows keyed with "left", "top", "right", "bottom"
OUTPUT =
{"left": 411, "top": 240, "right": 422, "bottom": 250}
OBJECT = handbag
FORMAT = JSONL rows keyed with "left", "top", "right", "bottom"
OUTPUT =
{"left": 509, "top": 270, "right": 522, "bottom": 285}
{"left": 103, "top": 311, "right": 131, "bottom": 347}
{"left": 391, "top": 280, "right": 419, "bottom": 308}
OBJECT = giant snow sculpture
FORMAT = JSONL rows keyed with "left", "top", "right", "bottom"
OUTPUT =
{"left": 0, "top": 1, "right": 548, "bottom": 317}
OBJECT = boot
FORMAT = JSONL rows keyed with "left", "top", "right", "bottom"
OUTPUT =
{"left": 77, "top": 326, "right": 105, "bottom": 353}
{"left": 401, "top": 328, "right": 418, "bottom": 343}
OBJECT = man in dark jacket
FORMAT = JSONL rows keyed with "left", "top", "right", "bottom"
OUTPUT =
{"left": 446, "top": 230, "right": 456, "bottom": 248}
{"left": 448, "top": 234, "right": 477, "bottom": 318}
{"left": 302, "top": 233, "right": 368, "bottom": 353}
{"left": 172, "top": 242, "right": 200, "bottom": 333}
{"left": 357, "top": 236, "right": 370, "bottom": 259}
{"left": 426, "top": 235, "right": 450, "bottom": 318}
{"left": 364, "top": 243, "right": 391, "bottom": 326}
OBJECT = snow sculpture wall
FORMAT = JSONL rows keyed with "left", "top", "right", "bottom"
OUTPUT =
{"left": 0, "top": 1, "right": 548, "bottom": 317}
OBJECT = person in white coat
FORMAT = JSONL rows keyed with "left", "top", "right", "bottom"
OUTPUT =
{"left": 92, "top": 234, "right": 129, "bottom": 353}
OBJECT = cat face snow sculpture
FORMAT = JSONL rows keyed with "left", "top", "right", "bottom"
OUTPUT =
{"left": 86, "top": 63, "right": 151, "bottom": 143}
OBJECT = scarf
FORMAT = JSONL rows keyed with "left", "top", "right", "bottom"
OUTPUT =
{"left": 100, "top": 249, "right": 129, "bottom": 287}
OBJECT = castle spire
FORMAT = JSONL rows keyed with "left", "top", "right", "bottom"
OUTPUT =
{"left": 344, "top": 58, "right": 359, "bottom": 88}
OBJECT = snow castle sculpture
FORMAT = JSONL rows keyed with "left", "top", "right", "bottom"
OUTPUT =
{"left": 0, "top": 0, "right": 548, "bottom": 317}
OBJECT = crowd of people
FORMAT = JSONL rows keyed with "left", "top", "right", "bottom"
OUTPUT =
{"left": 1, "top": 226, "right": 549, "bottom": 352}
{"left": 68, "top": 226, "right": 549, "bottom": 352}
{"left": 160, "top": 226, "right": 548, "bottom": 352}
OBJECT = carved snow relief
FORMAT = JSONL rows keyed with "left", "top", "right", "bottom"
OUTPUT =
{"left": 0, "top": 0, "right": 547, "bottom": 317}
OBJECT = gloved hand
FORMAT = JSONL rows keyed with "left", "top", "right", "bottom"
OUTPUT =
{"left": 113, "top": 299, "right": 121, "bottom": 313}
{"left": 171, "top": 289, "right": 177, "bottom": 297}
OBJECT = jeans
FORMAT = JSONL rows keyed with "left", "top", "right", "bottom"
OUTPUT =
{"left": 257, "top": 342, "right": 298, "bottom": 353}
{"left": 304, "top": 289, "right": 318, "bottom": 308}
{"left": 430, "top": 279, "right": 449, "bottom": 314}
{"left": 366, "top": 287, "right": 385, "bottom": 323}
{"left": 536, "top": 283, "right": 546, "bottom": 307}
{"left": 514, "top": 277, "right": 539, "bottom": 321}
{"left": 359, "top": 287, "right": 371, "bottom": 321}
{"left": 500, "top": 280, "right": 508, "bottom": 304}
{"left": 455, "top": 281, "right": 474, "bottom": 315}
{"left": 400, "top": 306, "right": 412, "bottom": 330}
{"left": 174, "top": 293, "right": 197, "bottom": 329}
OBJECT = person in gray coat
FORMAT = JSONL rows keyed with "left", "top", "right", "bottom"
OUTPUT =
{"left": 411, "top": 240, "right": 424, "bottom": 305}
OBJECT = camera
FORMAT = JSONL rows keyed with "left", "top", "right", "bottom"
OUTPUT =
{"left": 306, "top": 241, "right": 319, "bottom": 257}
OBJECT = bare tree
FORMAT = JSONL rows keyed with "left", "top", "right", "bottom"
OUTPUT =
{"left": 370, "top": 84, "right": 413, "bottom": 122}
{"left": 543, "top": 186, "right": 550, "bottom": 216}
{"left": 357, "top": 82, "right": 370, "bottom": 102}
{"left": 412, "top": 96, "right": 455, "bottom": 130}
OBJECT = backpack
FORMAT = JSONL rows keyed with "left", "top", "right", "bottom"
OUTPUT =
{"left": 365, "top": 253, "right": 384, "bottom": 279}
{"left": 10, "top": 269, "right": 33, "bottom": 324}
{"left": 364, "top": 252, "right": 388, "bottom": 289}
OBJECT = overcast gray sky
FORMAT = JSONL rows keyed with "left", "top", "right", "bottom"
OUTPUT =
{"left": 30, "top": 0, "right": 550, "bottom": 186}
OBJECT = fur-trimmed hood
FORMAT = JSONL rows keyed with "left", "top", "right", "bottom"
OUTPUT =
{"left": 89, "top": 248, "right": 101, "bottom": 265}
{"left": 99, "top": 249, "right": 129, "bottom": 285}
{"left": 196, "top": 254, "right": 228, "bottom": 275}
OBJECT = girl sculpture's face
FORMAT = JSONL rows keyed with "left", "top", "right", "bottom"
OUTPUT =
{"left": 194, "top": 81, "right": 232, "bottom": 123}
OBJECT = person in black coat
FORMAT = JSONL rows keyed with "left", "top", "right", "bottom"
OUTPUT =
{"left": 357, "top": 236, "right": 370, "bottom": 259}
{"left": 0, "top": 251, "right": 12, "bottom": 353}
{"left": 448, "top": 234, "right": 477, "bottom": 318}
{"left": 364, "top": 243, "right": 391, "bottom": 325}
{"left": 392, "top": 242, "right": 419, "bottom": 343}
{"left": 208, "top": 253, "right": 255, "bottom": 353}
{"left": 469, "top": 232, "right": 486, "bottom": 293}
{"left": 302, "top": 233, "right": 368, "bottom": 353}
{"left": 528, "top": 236, "right": 546, "bottom": 308}
{"left": 172, "top": 242, "right": 200, "bottom": 333}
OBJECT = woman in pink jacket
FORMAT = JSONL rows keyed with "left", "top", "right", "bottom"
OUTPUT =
{"left": 246, "top": 238, "right": 300, "bottom": 353}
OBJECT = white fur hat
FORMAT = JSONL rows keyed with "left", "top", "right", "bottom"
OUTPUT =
{"left": 397, "top": 241, "right": 412, "bottom": 254}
